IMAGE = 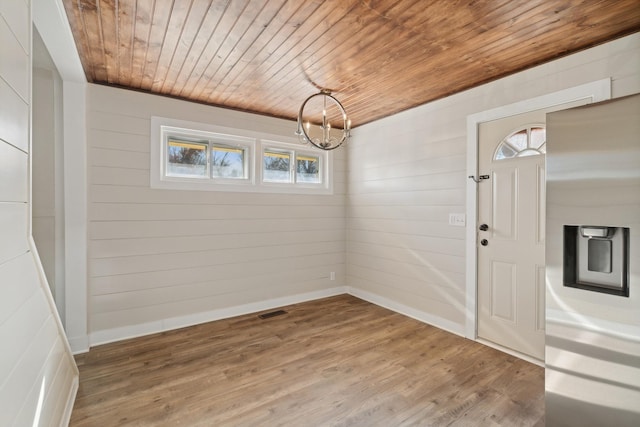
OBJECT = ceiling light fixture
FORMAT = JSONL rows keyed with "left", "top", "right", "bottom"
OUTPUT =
{"left": 295, "top": 90, "right": 350, "bottom": 151}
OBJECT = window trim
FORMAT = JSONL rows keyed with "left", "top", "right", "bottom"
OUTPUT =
{"left": 150, "top": 116, "right": 333, "bottom": 194}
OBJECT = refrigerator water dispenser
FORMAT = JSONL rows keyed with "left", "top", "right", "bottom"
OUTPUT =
{"left": 563, "top": 225, "right": 629, "bottom": 296}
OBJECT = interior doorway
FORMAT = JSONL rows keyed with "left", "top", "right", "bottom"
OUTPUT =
{"left": 32, "top": 26, "right": 66, "bottom": 324}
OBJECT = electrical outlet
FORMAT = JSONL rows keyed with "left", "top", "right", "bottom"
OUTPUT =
{"left": 330, "top": 272, "right": 336, "bottom": 281}
{"left": 449, "top": 213, "right": 466, "bottom": 227}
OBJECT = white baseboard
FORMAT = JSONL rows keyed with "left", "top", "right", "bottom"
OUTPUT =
{"left": 83, "top": 285, "right": 469, "bottom": 352}
{"left": 347, "top": 286, "right": 465, "bottom": 337}
{"left": 87, "top": 286, "right": 348, "bottom": 349}
{"left": 68, "top": 334, "right": 90, "bottom": 355}
{"left": 59, "top": 376, "right": 79, "bottom": 427}
{"left": 350, "top": 287, "right": 547, "bottom": 365}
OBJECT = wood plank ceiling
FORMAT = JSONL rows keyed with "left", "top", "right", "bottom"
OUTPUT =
{"left": 63, "top": 0, "right": 640, "bottom": 127}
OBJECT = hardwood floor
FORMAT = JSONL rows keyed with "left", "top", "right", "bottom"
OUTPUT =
{"left": 71, "top": 295, "right": 544, "bottom": 426}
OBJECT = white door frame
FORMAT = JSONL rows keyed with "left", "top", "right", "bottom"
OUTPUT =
{"left": 464, "top": 79, "right": 612, "bottom": 340}
{"left": 34, "top": 0, "right": 90, "bottom": 353}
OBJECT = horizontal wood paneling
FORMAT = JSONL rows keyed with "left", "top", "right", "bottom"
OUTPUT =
{"left": 90, "top": 229, "right": 343, "bottom": 258}
{"left": 349, "top": 241, "right": 465, "bottom": 275}
{"left": 0, "top": 17, "right": 29, "bottom": 102}
{"left": 89, "top": 184, "right": 346, "bottom": 205}
{"left": 0, "top": 252, "right": 38, "bottom": 325}
{"left": 348, "top": 252, "right": 465, "bottom": 292}
{"left": 90, "top": 166, "right": 149, "bottom": 187}
{"left": 89, "top": 241, "right": 343, "bottom": 277}
{"left": 346, "top": 33, "right": 640, "bottom": 333}
{"left": 0, "top": 0, "right": 29, "bottom": 51}
{"left": 34, "top": 339, "right": 75, "bottom": 424}
{"left": 90, "top": 253, "right": 343, "bottom": 295}
{"left": 89, "top": 147, "right": 149, "bottom": 169}
{"left": 0, "top": 4, "right": 78, "bottom": 426}
{"left": 87, "top": 85, "right": 346, "bottom": 341}
{"left": 89, "top": 129, "right": 150, "bottom": 153}
{"left": 0, "top": 238, "right": 78, "bottom": 427}
{"left": 90, "top": 217, "right": 345, "bottom": 240}
{"left": 0, "top": 290, "right": 51, "bottom": 386}
{"left": 90, "top": 279, "right": 342, "bottom": 332}
{"left": 0, "top": 203, "right": 28, "bottom": 264}
{"left": 349, "top": 217, "right": 466, "bottom": 240}
{"left": 348, "top": 228, "right": 464, "bottom": 257}
{"left": 0, "top": 143, "right": 28, "bottom": 202}
{"left": 0, "top": 78, "right": 29, "bottom": 152}
{"left": 88, "top": 203, "right": 343, "bottom": 221}
{"left": 349, "top": 277, "right": 464, "bottom": 326}
{"left": 92, "top": 274, "right": 337, "bottom": 315}
{"left": 348, "top": 188, "right": 465, "bottom": 207}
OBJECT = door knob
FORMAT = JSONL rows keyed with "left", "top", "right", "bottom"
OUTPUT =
{"left": 480, "top": 239, "right": 489, "bottom": 246}
{"left": 479, "top": 224, "right": 489, "bottom": 231}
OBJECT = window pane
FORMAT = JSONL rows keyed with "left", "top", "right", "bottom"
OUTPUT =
{"left": 495, "top": 126, "right": 547, "bottom": 161}
{"left": 167, "top": 139, "right": 207, "bottom": 177}
{"left": 530, "top": 127, "right": 546, "bottom": 149}
{"left": 296, "top": 154, "right": 320, "bottom": 183}
{"left": 505, "top": 129, "right": 528, "bottom": 150}
{"left": 495, "top": 143, "right": 517, "bottom": 160}
{"left": 263, "top": 150, "right": 291, "bottom": 182}
{"left": 538, "top": 143, "right": 546, "bottom": 154}
{"left": 211, "top": 145, "right": 246, "bottom": 179}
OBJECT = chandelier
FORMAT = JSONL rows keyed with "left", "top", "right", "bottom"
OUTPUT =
{"left": 295, "top": 90, "right": 351, "bottom": 151}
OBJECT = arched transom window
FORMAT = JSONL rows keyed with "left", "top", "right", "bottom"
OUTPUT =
{"left": 494, "top": 125, "right": 546, "bottom": 160}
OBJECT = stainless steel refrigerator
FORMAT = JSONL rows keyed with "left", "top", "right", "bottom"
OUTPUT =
{"left": 545, "top": 93, "right": 640, "bottom": 426}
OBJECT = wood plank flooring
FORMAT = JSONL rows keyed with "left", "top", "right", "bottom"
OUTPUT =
{"left": 71, "top": 295, "right": 544, "bottom": 426}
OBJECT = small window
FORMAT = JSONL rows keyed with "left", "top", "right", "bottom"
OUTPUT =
{"left": 160, "top": 127, "right": 254, "bottom": 185}
{"left": 151, "top": 117, "right": 332, "bottom": 194}
{"left": 495, "top": 125, "right": 546, "bottom": 160}
{"left": 167, "top": 139, "right": 208, "bottom": 178}
{"left": 262, "top": 145, "right": 324, "bottom": 186}
{"left": 263, "top": 150, "right": 292, "bottom": 183}
{"left": 211, "top": 144, "right": 247, "bottom": 179}
{"left": 296, "top": 154, "right": 321, "bottom": 184}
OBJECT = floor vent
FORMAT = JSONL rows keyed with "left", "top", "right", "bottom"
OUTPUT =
{"left": 258, "top": 310, "right": 287, "bottom": 319}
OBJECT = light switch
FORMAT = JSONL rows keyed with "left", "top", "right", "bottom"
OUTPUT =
{"left": 449, "top": 213, "right": 466, "bottom": 227}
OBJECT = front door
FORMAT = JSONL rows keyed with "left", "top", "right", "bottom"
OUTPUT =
{"left": 477, "top": 110, "right": 548, "bottom": 360}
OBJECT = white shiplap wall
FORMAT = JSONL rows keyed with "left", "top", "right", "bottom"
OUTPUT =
{"left": 346, "top": 33, "right": 640, "bottom": 336}
{"left": 0, "top": 0, "right": 78, "bottom": 425}
{"left": 87, "top": 85, "right": 346, "bottom": 344}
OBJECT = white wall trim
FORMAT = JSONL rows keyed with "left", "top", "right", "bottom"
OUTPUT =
{"left": 60, "top": 375, "right": 79, "bottom": 427}
{"left": 87, "top": 285, "right": 471, "bottom": 352}
{"left": 33, "top": 0, "right": 90, "bottom": 355}
{"left": 88, "top": 286, "right": 348, "bottom": 349}
{"left": 464, "top": 78, "right": 612, "bottom": 339}
{"left": 348, "top": 286, "right": 466, "bottom": 337}
{"left": 63, "top": 81, "right": 89, "bottom": 353}
{"left": 32, "top": 0, "right": 85, "bottom": 83}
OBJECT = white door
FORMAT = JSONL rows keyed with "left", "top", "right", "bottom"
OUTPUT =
{"left": 476, "top": 99, "right": 590, "bottom": 360}
{"left": 477, "top": 110, "right": 548, "bottom": 360}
